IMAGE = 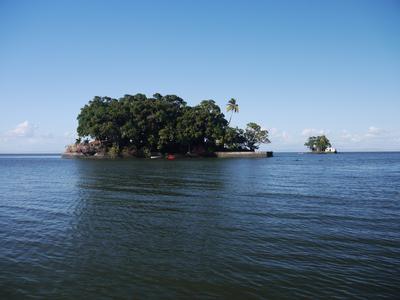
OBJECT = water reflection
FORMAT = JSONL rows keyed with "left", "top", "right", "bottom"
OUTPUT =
{"left": 67, "top": 159, "right": 244, "bottom": 298}
{"left": 1, "top": 154, "right": 399, "bottom": 299}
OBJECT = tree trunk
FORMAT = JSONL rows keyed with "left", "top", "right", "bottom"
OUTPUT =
{"left": 228, "top": 111, "right": 233, "bottom": 125}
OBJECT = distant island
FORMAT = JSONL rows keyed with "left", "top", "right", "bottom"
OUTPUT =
{"left": 64, "top": 93, "right": 272, "bottom": 158}
{"left": 304, "top": 135, "right": 337, "bottom": 154}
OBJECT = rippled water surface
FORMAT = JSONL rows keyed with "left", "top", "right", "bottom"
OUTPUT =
{"left": 1, "top": 153, "right": 399, "bottom": 299}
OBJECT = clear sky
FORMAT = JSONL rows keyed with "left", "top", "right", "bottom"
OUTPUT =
{"left": 0, "top": 0, "right": 399, "bottom": 152}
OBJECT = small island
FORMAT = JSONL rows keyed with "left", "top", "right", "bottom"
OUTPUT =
{"left": 304, "top": 135, "right": 337, "bottom": 154}
{"left": 64, "top": 93, "right": 273, "bottom": 159}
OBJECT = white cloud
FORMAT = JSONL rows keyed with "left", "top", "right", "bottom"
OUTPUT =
{"left": 340, "top": 126, "right": 388, "bottom": 142}
{"left": 269, "top": 126, "right": 399, "bottom": 151}
{"left": 281, "top": 131, "right": 290, "bottom": 141}
{"left": 269, "top": 127, "right": 291, "bottom": 142}
{"left": 3, "top": 121, "right": 58, "bottom": 141}
{"left": 301, "top": 128, "right": 328, "bottom": 137}
{"left": 0, "top": 122, "right": 75, "bottom": 153}
{"left": 365, "top": 126, "right": 385, "bottom": 138}
{"left": 340, "top": 129, "right": 361, "bottom": 142}
{"left": 334, "top": 126, "right": 400, "bottom": 151}
{"left": 7, "top": 121, "right": 35, "bottom": 138}
{"left": 263, "top": 125, "right": 400, "bottom": 151}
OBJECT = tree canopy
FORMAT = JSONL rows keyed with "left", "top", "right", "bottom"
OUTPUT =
{"left": 75, "top": 93, "right": 270, "bottom": 156}
{"left": 304, "top": 135, "right": 332, "bottom": 152}
{"left": 244, "top": 123, "right": 271, "bottom": 151}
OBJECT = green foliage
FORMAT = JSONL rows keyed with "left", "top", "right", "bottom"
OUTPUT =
{"left": 223, "top": 127, "right": 246, "bottom": 150}
{"left": 108, "top": 144, "right": 120, "bottom": 158}
{"left": 304, "top": 135, "right": 332, "bottom": 152}
{"left": 76, "top": 93, "right": 270, "bottom": 155}
{"left": 244, "top": 123, "right": 270, "bottom": 151}
{"left": 226, "top": 98, "right": 239, "bottom": 125}
{"left": 137, "top": 146, "right": 151, "bottom": 158}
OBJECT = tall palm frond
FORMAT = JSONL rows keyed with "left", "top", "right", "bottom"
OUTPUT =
{"left": 226, "top": 98, "right": 239, "bottom": 125}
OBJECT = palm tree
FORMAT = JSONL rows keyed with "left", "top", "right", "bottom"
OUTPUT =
{"left": 226, "top": 98, "right": 239, "bottom": 125}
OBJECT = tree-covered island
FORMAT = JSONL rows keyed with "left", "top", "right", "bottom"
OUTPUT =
{"left": 65, "top": 93, "right": 271, "bottom": 158}
{"left": 304, "top": 135, "right": 337, "bottom": 153}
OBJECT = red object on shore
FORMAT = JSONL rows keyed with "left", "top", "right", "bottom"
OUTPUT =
{"left": 167, "top": 154, "right": 176, "bottom": 160}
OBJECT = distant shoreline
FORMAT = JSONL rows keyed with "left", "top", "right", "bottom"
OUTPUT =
{"left": 1, "top": 151, "right": 400, "bottom": 156}
{"left": 61, "top": 151, "right": 274, "bottom": 159}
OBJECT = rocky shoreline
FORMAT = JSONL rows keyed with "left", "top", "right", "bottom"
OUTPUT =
{"left": 62, "top": 150, "right": 273, "bottom": 159}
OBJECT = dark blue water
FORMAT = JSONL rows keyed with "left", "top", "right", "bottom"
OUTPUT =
{"left": 0, "top": 153, "right": 399, "bottom": 299}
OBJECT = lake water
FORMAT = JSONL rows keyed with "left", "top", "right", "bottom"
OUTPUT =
{"left": 0, "top": 153, "right": 399, "bottom": 299}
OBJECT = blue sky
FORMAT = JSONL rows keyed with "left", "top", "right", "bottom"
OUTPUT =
{"left": 0, "top": 0, "right": 399, "bottom": 152}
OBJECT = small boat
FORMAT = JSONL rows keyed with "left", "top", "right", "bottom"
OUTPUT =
{"left": 150, "top": 155, "right": 162, "bottom": 159}
{"left": 167, "top": 154, "right": 176, "bottom": 160}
